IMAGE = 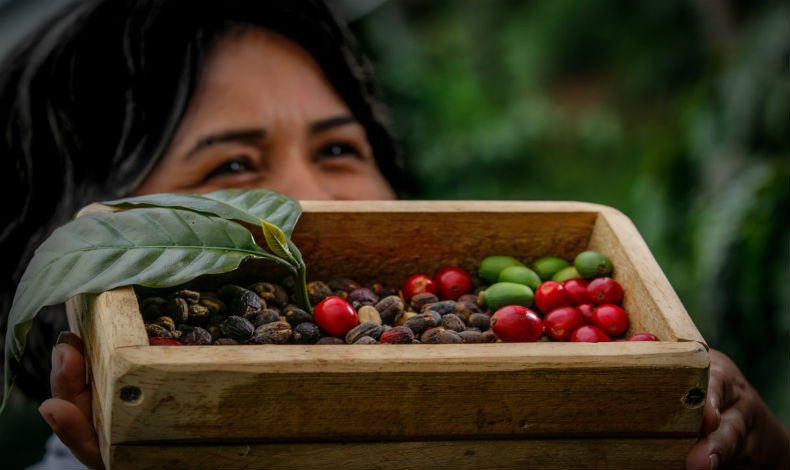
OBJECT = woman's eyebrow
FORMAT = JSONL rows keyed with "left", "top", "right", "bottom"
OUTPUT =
{"left": 310, "top": 115, "right": 357, "bottom": 133}
{"left": 185, "top": 128, "right": 266, "bottom": 159}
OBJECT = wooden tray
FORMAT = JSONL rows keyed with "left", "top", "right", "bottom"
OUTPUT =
{"left": 66, "top": 201, "right": 708, "bottom": 469}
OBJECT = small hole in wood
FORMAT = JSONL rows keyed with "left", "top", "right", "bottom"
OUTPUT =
{"left": 120, "top": 385, "right": 142, "bottom": 404}
{"left": 682, "top": 387, "right": 706, "bottom": 408}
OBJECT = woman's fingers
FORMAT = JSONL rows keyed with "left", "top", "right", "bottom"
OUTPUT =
{"left": 38, "top": 398, "right": 105, "bottom": 470}
{"left": 50, "top": 331, "right": 92, "bottom": 417}
{"left": 43, "top": 331, "right": 104, "bottom": 469}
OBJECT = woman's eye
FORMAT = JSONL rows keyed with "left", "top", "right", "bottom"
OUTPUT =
{"left": 205, "top": 158, "right": 252, "bottom": 179}
{"left": 315, "top": 142, "right": 359, "bottom": 160}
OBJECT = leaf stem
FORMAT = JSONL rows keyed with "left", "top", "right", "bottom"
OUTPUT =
{"left": 292, "top": 264, "right": 312, "bottom": 314}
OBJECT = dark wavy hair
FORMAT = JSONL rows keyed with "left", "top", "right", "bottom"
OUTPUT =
{"left": 0, "top": 0, "right": 405, "bottom": 402}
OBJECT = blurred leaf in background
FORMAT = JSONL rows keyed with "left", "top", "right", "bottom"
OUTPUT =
{"left": 350, "top": 0, "right": 789, "bottom": 425}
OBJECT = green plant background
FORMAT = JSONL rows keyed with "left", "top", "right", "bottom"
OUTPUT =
{"left": 1, "top": 0, "right": 788, "bottom": 468}
{"left": 351, "top": 0, "right": 788, "bottom": 428}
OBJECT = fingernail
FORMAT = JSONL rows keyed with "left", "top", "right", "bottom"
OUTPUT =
{"left": 56, "top": 331, "right": 84, "bottom": 351}
{"left": 38, "top": 406, "right": 56, "bottom": 428}
{"left": 709, "top": 453, "right": 719, "bottom": 470}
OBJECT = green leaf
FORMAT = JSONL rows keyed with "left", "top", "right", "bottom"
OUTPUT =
{"left": 102, "top": 188, "right": 302, "bottom": 237}
{"left": 2, "top": 207, "right": 287, "bottom": 412}
{"left": 260, "top": 219, "right": 297, "bottom": 265}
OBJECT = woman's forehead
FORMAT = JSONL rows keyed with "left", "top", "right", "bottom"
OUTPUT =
{"left": 194, "top": 27, "right": 351, "bottom": 119}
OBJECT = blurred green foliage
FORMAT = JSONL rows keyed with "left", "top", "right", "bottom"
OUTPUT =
{"left": 352, "top": 0, "right": 789, "bottom": 424}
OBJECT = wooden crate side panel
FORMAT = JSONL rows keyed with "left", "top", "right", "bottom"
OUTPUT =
{"left": 67, "top": 288, "right": 146, "bottom": 463}
{"left": 108, "top": 437, "right": 698, "bottom": 470}
{"left": 290, "top": 207, "right": 597, "bottom": 286}
{"left": 107, "top": 342, "right": 708, "bottom": 443}
{"left": 589, "top": 209, "right": 705, "bottom": 344}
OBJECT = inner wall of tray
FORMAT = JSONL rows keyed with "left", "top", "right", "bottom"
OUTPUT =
{"left": 291, "top": 210, "right": 596, "bottom": 285}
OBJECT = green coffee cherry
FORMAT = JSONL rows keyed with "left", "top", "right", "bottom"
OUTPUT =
{"left": 574, "top": 250, "right": 613, "bottom": 279}
{"left": 498, "top": 265, "right": 541, "bottom": 291}
{"left": 479, "top": 255, "right": 525, "bottom": 284}
{"left": 481, "top": 282, "right": 534, "bottom": 311}
{"left": 552, "top": 266, "right": 581, "bottom": 283}
{"left": 532, "top": 256, "right": 570, "bottom": 281}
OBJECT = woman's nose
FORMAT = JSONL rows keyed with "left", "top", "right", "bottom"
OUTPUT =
{"left": 261, "top": 149, "right": 333, "bottom": 200}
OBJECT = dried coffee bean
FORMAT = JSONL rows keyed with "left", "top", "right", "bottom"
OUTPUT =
{"left": 207, "top": 325, "right": 220, "bottom": 339}
{"left": 332, "top": 290, "right": 349, "bottom": 300}
{"left": 187, "top": 304, "right": 211, "bottom": 326}
{"left": 422, "top": 300, "right": 456, "bottom": 316}
{"left": 316, "top": 336, "right": 344, "bottom": 345}
{"left": 366, "top": 281, "right": 399, "bottom": 298}
{"left": 213, "top": 338, "right": 238, "bottom": 345}
{"left": 347, "top": 288, "right": 379, "bottom": 310}
{"left": 307, "top": 281, "right": 333, "bottom": 305}
{"left": 357, "top": 305, "right": 382, "bottom": 324}
{"left": 224, "top": 286, "right": 263, "bottom": 317}
{"left": 253, "top": 321, "right": 292, "bottom": 344}
{"left": 282, "top": 305, "right": 314, "bottom": 327}
{"left": 410, "top": 292, "right": 439, "bottom": 312}
{"left": 248, "top": 282, "right": 289, "bottom": 308}
{"left": 327, "top": 278, "right": 361, "bottom": 294}
{"left": 199, "top": 297, "right": 227, "bottom": 316}
{"left": 220, "top": 316, "right": 255, "bottom": 343}
{"left": 458, "top": 330, "right": 485, "bottom": 343}
{"left": 292, "top": 322, "right": 321, "bottom": 344}
{"left": 345, "top": 322, "right": 384, "bottom": 344}
{"left": 353, "top": 336, "right": 377, "bottom": 344}
{"left": 208, "top": 314, "right": 226, "bottom": 328}
{"left": 155, "top": 316, "right": 176, "bottom": 332}
{"left": 246, "top": 309, "right": 281, "bottom": 327}
{"left": 404, "top": 312, "right": 439, "bottom": 335}
{"left": 380, "top": 326, "right": 415, "bottom": 344}
{"left": 441, "top": 313, "right": 466, "bottom": 332}
{"left": 181, "top": 326, "right": 212, "bottom": 345}
{"left": 469, "top": 313, "right": 491, "bottom": 331}
{"left": 480, "top": 330, "right": 498, "bottom": 343}
{"left": 421, "top": 327, "right": 463, "bottom": 344}
{"left": 426, "top": 310, "right": 442, "bottom": 326}
{"left": 169, "top": 289, "right": 200, "bottom": 305}
{"left": 140, "top": 297, "right": 168, "bottom": 322}
{"left": 395, "top": 311, "right": 417, "bottom": 326}
{"left": 166, "top": 297, "right": 189, "bottom": 323}
{"left": 146, "top": 323, "right": 172, "bottom": 339}
{"left": 375, "top": 295, "right": 405, "bottom": 325}
{"left": 457, "top": 293, "right": 482, "bottom": 307}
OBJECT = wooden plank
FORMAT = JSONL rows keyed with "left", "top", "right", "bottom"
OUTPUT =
{"left": 104, "top": 341, "right": 708, "bottom": 443}
{"left": 108, "top": 437, "right": 699, "bottom": 470}
{"left": 589, "top": 207, "right": 706, "bottom": 345}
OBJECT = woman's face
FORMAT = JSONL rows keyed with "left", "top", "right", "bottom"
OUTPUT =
{"left": 133, "top": 28, "right": 396, "bottom": 200}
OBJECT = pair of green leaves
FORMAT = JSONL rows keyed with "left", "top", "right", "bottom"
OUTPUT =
{"left": 1, "top": 188, "right": 307, "bottom": 413}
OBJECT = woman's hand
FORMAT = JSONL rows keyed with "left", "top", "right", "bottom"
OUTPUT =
{"left": 686, "top": 349, "right": 790, "bottom": 470}
{"left": 38, "top": 331, "right": 105, "bottom": 470}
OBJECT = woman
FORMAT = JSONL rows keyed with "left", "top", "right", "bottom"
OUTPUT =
{"left": 0, "top": 1, "right": 786, "bottom": 469}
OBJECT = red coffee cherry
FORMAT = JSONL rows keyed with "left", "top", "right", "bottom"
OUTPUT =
{"left": 402, "top": 274, "right": 437, "bottom": 303}
{"left": 586, "top": 277, "right": 623, "bottom": 306}
{"left": 591, "top": 303, "right": 629, "bottom": 336}
{"left": 561, "top": 278, "right": 589, "bottom": 306}
{"left": 149, "top": 337, "right": 183, "bottom": 346}
{"left": 434, "top": 266, "right": 472, "bottom": 300}
{"left": 577, "top": 303, "right": 595, "bottom": 325}
{"left": 543, "top": 306, "right": 586, "bottom": 341}
{"left": 535, "top": 281, "right": 572, "bottom": 314}
{"left": 569, "top": 325, "right": 611, "bottom": 342}
{"left": 313, "top": 296, "right": 359, "bottom": 337}
{"left": 490, "top": 305, "right": 544, "bottom": 342}
{"left": 628, "top": 333, "right": 659, "bottom": 341}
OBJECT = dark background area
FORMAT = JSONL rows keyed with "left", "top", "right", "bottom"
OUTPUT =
{"left": 1, "top": 0, "right": 788, "bottom": 468}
